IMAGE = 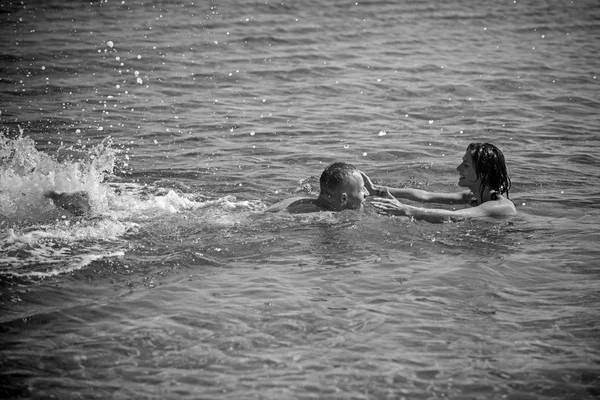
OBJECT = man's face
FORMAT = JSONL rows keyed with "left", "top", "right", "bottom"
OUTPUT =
{"left": 339, "top": 171, "right": 369, "bottom": 210}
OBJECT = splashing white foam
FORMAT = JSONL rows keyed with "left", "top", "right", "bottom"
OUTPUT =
{"left": 0, "top": 131, "right": 119, "bottom": 223}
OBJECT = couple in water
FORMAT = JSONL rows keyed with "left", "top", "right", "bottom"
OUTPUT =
{"left": 46, "top": 142, "right": 515, "bottom": 223}
{"left": 266, "top": 142, "right": 516, "bottom": 223}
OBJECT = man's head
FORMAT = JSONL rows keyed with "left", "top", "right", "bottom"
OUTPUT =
{"left": 318, "top": 162, "right": 369, "bottom": 211}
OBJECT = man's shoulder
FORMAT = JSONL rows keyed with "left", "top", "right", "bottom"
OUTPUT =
{"left": 265, "top": 197, "right": 321, "bottom": 214}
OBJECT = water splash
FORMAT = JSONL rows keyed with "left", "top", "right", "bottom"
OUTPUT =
{"left": 0, "top": 128, "right": 117, "bottom": 225}
{"left": 0, "top": 129, "right": 268, "bottom": 280}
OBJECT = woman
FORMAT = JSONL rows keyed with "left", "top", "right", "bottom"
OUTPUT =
{"left": 362, "top": 142, "right": 516, "bottom": 223}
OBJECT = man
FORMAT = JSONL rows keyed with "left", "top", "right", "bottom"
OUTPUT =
{"left": 265, "top": 162, "right": 369, "bottom": 214}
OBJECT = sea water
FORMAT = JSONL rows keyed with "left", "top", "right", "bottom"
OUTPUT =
{"left": 1, "top": 0, "right": 599, "bottom": 399}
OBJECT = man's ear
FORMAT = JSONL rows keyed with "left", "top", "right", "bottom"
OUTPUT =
{"left": 339, "top": 192, "right": 348, "bottom": 205}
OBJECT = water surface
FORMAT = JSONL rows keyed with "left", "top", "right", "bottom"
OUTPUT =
{"left": 1, "top": 0, "right": 599, "bottom": 399}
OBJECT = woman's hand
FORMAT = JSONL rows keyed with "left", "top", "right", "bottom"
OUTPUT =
{"left": 360, "top": 171, "right": 386, "bottom": 197}
{"left": 370, "top": 189, "right": 409, "bottom": 216}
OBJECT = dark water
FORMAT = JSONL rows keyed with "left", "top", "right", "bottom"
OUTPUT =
{"left": 1, "top": 0, "right": 599, "bottom": 399}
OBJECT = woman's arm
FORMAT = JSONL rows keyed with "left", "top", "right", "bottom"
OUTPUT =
{"left": 360, "top": 171, "right": 469, "bottom": 205}
{"left": 370, "top": 191, "right": 516, "bottom": 223}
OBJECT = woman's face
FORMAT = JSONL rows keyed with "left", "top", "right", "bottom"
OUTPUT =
{"left": 456, "top": 151, "right": 480, "bottom": 188}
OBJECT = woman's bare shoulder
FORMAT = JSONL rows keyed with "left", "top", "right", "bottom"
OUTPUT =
{"left": 478, "top": 195, "right": 516, "bottom": 217}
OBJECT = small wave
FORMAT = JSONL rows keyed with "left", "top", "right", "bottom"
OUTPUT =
{"left": 0, "top": 217, "right": 135, "bottom": 279}
{"left": 105, "top": 183, "right": 267, "bottom": 219}
{"left": 566, "top": 154, "right": 600, "bottom": 167}
{"left": 1, "top": 251, "right": 125, "bottom": 280}
{"left": 4, "top": 218, "right": 139, "bottom": 244}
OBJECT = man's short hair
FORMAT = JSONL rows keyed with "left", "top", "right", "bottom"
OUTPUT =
{"left": 319, "top": 162, "right": 358, "bottom": 194}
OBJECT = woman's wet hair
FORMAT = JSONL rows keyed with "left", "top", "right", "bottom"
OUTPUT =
{"left": 467, "top": 142, "right": 511, "bottom": 199}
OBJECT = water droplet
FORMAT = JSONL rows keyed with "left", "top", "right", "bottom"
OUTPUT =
{"left": 378, "top": 130, "right": 386, "bottom": 136}
{"left": 249, "top": 131, "right": 255, "bottom": 136}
